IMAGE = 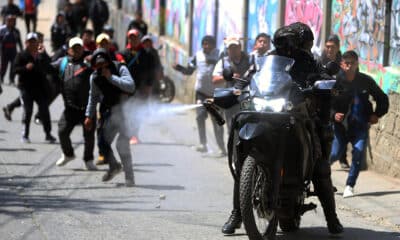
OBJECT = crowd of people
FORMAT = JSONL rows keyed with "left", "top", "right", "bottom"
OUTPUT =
{"left": 0, "top": 0, "right": 163, "bottom": 186}
{"left": 0, "top": 0, "right": 389, "bottom": 237}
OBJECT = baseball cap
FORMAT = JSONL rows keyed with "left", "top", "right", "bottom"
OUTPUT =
{"left": 127, "top": 29, "right": 140, "bottom": 37}
{"left": 96, "top": 33, "right": 110, "bottom": 44}
{"left": 26, "top": 32, "right": 38, "bottom": 41}
{"left": 141, "top": 34, "right": 152, "bottom": 43}
{"left": 94, "top": 54, "right": 107, "bottom": 66}
{"left": 68, "top": 37, "right": 83, "bottom": 48}
{"left": 225, "top": 38, "right": 241, "bottom": 48}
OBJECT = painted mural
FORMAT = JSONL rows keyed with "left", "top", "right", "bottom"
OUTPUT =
{"left": 165, "top": 0, "right": 190, "bottom": 46}
{"left": 332, "top": 0, "right": 386, "bottom": 64}
{"left": 332, "top": 0, "right": 400, "bottom": 94}
{"left": 247, "top": 0, "right": 278, "bottom": 52}
{"left": 143, "top": 0, "right": 161, "bottom": 31}
{"left": 391, "top": 0, "right": 400, "bottom": 67}
{"left": 217, "top": 0, "right": 244, "bottom": 51}
{"left": 284, "top": 0, "right": 323, "bottom": 53}
{"left": 122, "top": 0, "right": 138, "bottom": 15}
{"left": 191, "top": 0, "right": 216, "bottom": 54}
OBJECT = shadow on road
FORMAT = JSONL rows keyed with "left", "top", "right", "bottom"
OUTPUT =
{"left": 0, "top": 162, "right": 38, "bottom": 166}
{"left": 274, "top": 227, "right": 400, "bottom": 240}
{"left": 0, "top": 148, "right": 36, "bottom": 152}
{"left": 355, "top": 190, "right": 400, "bottom": 197}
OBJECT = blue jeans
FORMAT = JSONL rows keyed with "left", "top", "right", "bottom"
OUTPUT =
{"left": 329, "top": 123, "right": 369, "bottom": 187}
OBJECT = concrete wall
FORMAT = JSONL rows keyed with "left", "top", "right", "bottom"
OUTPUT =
{"left": 368, "top": 92, "right": 400, "bottom": 178}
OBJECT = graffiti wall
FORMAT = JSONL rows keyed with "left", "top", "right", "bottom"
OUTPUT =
{"left": 216, "top": 0, "right": 244, "bottom": 51}
{"left": 390, "top": 0, "right": 400, "bottom": 67}
{"left": 143, "top": 0, "right": 161, "bottom": 32}
{"left": 246, "top": 0, "right": 278, "bottom": 52}
{"left": 165, "top": 0, "right": 190, "bottom": 46}
{"left": 331, "top": 0, "right": 400, "bottom": 94}
{"left": 284, "top": 0, "right": 323, "bottom": 52}
{"left": 331, "top": 0, "right": 386, "bottom": 64}
{"left": 191, "top": 0, "right": 216, "bottom": 54}
{"left": 122, "top": 0, "right": 138, "bottom": 15}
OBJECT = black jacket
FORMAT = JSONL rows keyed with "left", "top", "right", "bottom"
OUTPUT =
{"left": 121, "top": 47, "right": 156, "bottom": 88}
{"left": 332, "top": 70, "right": 389, "bottom": 122}
{"left": 14, "top": 49, "right": 47, "bottom": 92}
{"left": 60, "top": 56, "right": 93, "bottom": 110}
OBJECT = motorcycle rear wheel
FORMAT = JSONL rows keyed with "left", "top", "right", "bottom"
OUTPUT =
{"left": 159, "top": 77, "right": 175, "bottom": 103}
{"left": 240, "top": 156, "right": 277, "bottom": 240}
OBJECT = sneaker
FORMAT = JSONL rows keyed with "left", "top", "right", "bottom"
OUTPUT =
{"left": 85, "top": 161, "right": 98, "bottom": 171}
{"left": 340, "top": 162, "right": 350, "bottom": 169}
{"left": 56, "top": 154, "right": 76, "bottom": 166}
{"left": 343, "top": 185, "right": 354, "bottom": 198}
{"left": 21, "top": 136, "right": 31, "bottom": 143}
{"left": 34, "top": 117, "right": 41, "bottom": 125}
{"left": 96, "top": 155, "right": 108, "bottom": 165}
{"left": 45, "top": 134, "right": 57, "bottom": 143}
{"left": 195, "top": 144, "right": 208, "bottom": 153}
{"left": 102, "top": 163, "right": 122, "bottom": 182}
{"left": 125, "top": 178, "right": 135, "bottom": 187}
{"left": 3, "top": 107, "right": 11, "bottom": 121}
{"left": 217, "top": 149, "right": 227, "bottom": 158}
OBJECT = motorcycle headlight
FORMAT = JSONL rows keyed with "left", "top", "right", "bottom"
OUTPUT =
{"left": 253, "top": 97, "right": 286, "bottom": 112}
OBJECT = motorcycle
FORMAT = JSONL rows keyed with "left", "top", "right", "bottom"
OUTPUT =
{"left": 204, "top": 55, "right": 337, "bottom": 240}
{"left": 153, "top": 76, "right": 175, "bottom": 103}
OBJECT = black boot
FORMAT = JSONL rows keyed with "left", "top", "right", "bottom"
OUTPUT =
{"left": 314, "top": 179, "right": 344, "bottom": 234}
{"left": 221, "top": 209, "right": 242, "bottom": 234}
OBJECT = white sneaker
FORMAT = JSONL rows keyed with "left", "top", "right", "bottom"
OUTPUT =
{"left": 56, "top": 154, "right": 75, "bottom": 166}
{"left": 194, "top": 144, "right": 208, "bottom": 153}
{"left": 343, "top": 185, "right": 354, "bottom": 198}
{"left": 85, "top": 161, "right": 98, "bottom": 171}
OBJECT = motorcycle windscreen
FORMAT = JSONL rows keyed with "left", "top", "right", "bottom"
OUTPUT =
{"left": 250, "top": 55, "right": 295, "bottom": 98}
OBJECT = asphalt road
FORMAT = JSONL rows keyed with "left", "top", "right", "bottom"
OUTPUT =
{"left": 1, "top": 0, "right": 399, "bottom": 239}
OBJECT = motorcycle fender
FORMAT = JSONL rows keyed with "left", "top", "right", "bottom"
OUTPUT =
{"left": 238, "top": 123, "right": 267, "bottom": 141}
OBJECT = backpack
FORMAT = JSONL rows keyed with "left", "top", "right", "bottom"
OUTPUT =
{"left": 59, "top": 56, "right": 68, "bottom": 79}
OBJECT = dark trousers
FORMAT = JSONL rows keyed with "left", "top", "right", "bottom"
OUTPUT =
{"left": 24, "top": 13, "right": 37, "bottom": 33}
{"left": 99, "top": 106, "right": 133, "bottom": 180}
{"left": 58, "top": 107, "right": 95, "bottom": 161}
{"left": 93, "top": 22, "right": 105, "bottom": 38}
{"left": 20, "top": 89, "right": 51, "bottom": 137}
{"left": 0, "top": 50, "right": 16, "bottom": 84}
{"left": 195, "top": 91, "right": 225, "bottom": 151}
{"left": 7, "top": 96, "right": 21, "bottom": 110}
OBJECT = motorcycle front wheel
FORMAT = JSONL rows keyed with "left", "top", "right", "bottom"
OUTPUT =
{"left": 240, "top": 156, "right": 277, "bottom": 240}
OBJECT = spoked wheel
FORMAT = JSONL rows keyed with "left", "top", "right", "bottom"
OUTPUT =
{"left": 159, "top": 77, "right": 175, "bottom": 103}
{"left": 240, "top": 156, "right": 278, "bottom": 240}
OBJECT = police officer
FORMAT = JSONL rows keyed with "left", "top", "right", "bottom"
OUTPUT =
{"left": 221, "top": 25, "right": 343, "bottom": 235}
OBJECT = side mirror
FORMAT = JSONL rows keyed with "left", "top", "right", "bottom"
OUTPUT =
{"left": 222, "top": 67, "right": 234, "bottom": 81}
{"left": 325, "top": 61, "right": 340, "bottom": 76}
